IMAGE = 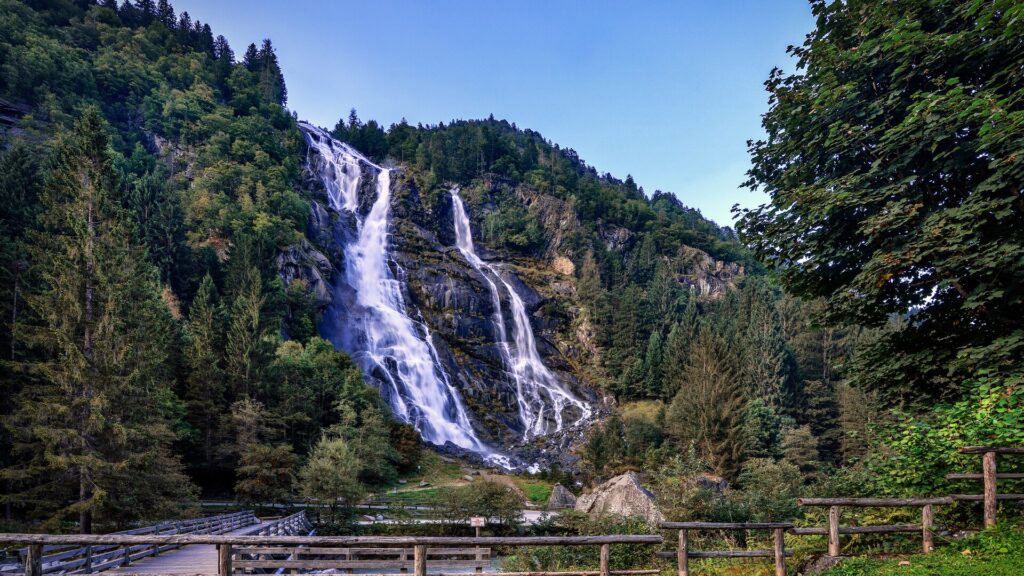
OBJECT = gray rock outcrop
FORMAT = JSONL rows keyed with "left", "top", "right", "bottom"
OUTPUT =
{"left": 575, "top": 472, "right": 664, "bottom": 525}
{"left": 547, "top": 483, "right": 577, "bottom": 510}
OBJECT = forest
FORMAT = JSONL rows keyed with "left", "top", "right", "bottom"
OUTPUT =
{"left": 0, "top": 0, "right": 1022, "bottom": 558}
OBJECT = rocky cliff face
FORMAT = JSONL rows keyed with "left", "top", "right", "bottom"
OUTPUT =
{"left": 283, "top": 149, "right": 741, "bottom": 464}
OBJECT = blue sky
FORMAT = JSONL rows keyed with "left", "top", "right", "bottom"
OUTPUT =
{"left": 175, "top": 1, "right": 813, "bottom": 226}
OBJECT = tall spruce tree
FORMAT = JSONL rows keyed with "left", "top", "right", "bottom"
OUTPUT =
{"left": 183, "top": 275, "right": 225, "bottom": 472}
{"left": 665, "top": 327, "right": 747, "bottom": 480}
{"left": 2, "top": 110, "right": 194, "bottom": 531}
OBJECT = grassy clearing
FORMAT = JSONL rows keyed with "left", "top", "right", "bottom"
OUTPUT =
{"left": 512, "top": 477, "right": 554, "bottom": 504}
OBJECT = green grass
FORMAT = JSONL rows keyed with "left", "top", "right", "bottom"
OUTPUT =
{"left": 823, "top": 528, "right": 1024, "bottom": 576}
{"left": 512, "top": 477, "right": 553, "bottom": 504}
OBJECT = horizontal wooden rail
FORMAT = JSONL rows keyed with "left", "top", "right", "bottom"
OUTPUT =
{"left": 790, "top": 524, "right": 919, "bottom": 535}
{"left": 796, "top": 498, "right": 948, "bottom": 557}
{"left": 945, "top": 473, "right": 1024, "bottom": 480}
{"left": 958, "top": 446, "right": 1024, "bottom": 454}
{"left": 950, "top": 493, "right": 1024, "bottom": 501}
{"left": 0, "top": 534, "right": 663, "bottom": 546}
{"left": 658, "top": 522, "right": 791, "bottom": 576}
{"left": 656, "top": 550, "right": 794, "bottom": 559}
{"left": 797, "top": 497, "right": 952, "bottom": 507}
{"left": 660, "top": 522, "right": 792, "bottom": 529}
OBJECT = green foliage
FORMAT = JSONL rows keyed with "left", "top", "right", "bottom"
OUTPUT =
{"left": 665, "top": 328, "right": 747, "bottom": 480}
{"left": 823, "top": 526, "right": 1024, "bottom": 576}
{"left": 505, "top": 511, "right": 657, "bottom": 572}
{"left": 734, "top": 458, "right": 801, "bottom": 521}
{"left": 863, "top": 378, "right": 1024, "bottom": 498}
{"left": 235, "top": 443, "right": 297, "bottom": 507}
{"left": 739, "top": 0, "right": 1024, "bottom": 400}
{"left": 429, "top": 480, "right": 524, "bottom": 533}
{"left": 1, "top": 109, "right": 195, "bottom": 530}
{"left": 300, "top": 435, "right": 365, "bottom": 521}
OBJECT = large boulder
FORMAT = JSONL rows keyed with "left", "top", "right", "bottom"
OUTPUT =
{"left": 547, "top": 483, "right": 577, "bottom": 510}
{"left": 575, "top": 472, "right": 664, "bottom": 525}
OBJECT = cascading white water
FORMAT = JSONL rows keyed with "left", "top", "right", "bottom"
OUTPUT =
{"left": 301, "top": 124, "right": 491, "bottom": 455}
{"left": 450, "top": 190, "right": 592, "bottom": 438}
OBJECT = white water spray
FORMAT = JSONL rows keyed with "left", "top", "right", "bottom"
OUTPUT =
{"left": 450, "top": 190, "right": 591, "bottom": 438}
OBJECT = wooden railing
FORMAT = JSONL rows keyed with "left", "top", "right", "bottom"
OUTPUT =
{"left": 241, "top": 511, "right": 313, "bottom": 536}
{"left": 0, "top": 511, "right": 257, "bottom": 575}
{"left": 793, "top": 497, "right": 953, "bottom": 557}
{"left": 947, "top": 446, "right": 1024, "bottom": 528}
{"left": 657, "top": 522, "right": 792, "bottom": 576}
{"left": 0, "top": 534, "right": 663, "bottom": 576}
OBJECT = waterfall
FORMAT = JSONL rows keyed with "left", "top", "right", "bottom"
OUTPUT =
{"left": 450, "top": 190, "right": 592, "bottom": 438}
{"left": 301, "top": 123, "right": 492, "bottom": 456}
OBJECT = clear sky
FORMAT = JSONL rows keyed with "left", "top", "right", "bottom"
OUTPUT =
{"left": 174, "top": 1, "right": 813, "bottom": 226}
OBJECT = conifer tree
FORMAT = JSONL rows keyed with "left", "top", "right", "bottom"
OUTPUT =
{"left": 256, "top": 39, "right": 287, "bottom": 105}
{"left": 156, "top": 0, "right": 175, "bottom": 28}
{"left": 666, "top": 327, "right": 747, "bottom": 480}
{"left": 184, "top": 275, "right": 225, "bottom": 470}
{"left": 2, "top": 109, "right": 194, "bottom": 531}
{"left": 226, "top": 268, "right": 266, "bottom": 397}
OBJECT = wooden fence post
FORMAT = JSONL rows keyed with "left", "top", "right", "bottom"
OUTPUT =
{"left": 599, "top": 543, "right": 609, "bottom": 576}
{"left": 414, "top": 544, "right": 427, "bottom": 576}
{"left": 218, "top": 543, "right": 232, "bottom": 576}
{"left": 677, "top": 528, "right": 688, "bottom": 576}
{"left": 983, "top": 450, "right": 997, "bottom": 528}
{"left": 921, "top": 504, "right": 934, "bottom": 553}
{"left": 773, "top": 527, "right": 786, "bottom": 576}
{"left": 83, "top": 545, "right": 93, "bottom": 573}
{"left": 25, "top": 544, "right": 42, "bottom": 576}
{"left": 827, "top": 506, "right": 841, "bottom": 557}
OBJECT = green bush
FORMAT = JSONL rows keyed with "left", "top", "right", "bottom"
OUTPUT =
{"left": 504, "top": 511, "right": 657, "bottom": 572}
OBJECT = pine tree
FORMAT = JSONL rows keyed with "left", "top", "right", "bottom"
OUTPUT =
{"left": 665, "top": 327, "right": 747, "bottom": 480}
{"left": 134, "top": 0, "right": 155, "bottom": 24}
{"left": 0, "top": 143, "right": 40, "bottom": 522}
{"left": 735, "top": 279, "right": 794, "bottom": 408}
{"left": 660, "top": 295, "right": 697, "bottom": 400}
{"left": 243, "top": 43, "right": 260, "bottom": 71}
{"left": 156, "top": 0, "right": 174, "bottom": 28}
{"left": 256, "top": 39, "right": 287, "bottom": 105}
{"left": 225, "top": 268, "right": 265, "bottom": 397}
{"left": 176, "top": 11, "right": 191, "bottom": 43}
{"left": 184, "top": 275, "right": 225, "bottom": 471}
{"left": 2, "top": 109, "right": 194, "bottom": 531}
{"left": 641, "top": 330, "right": 663, "bottom": 398}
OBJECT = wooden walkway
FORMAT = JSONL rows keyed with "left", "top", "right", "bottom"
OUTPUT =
{"left": 105, "top": 524, "right": 262, "bottom": 575}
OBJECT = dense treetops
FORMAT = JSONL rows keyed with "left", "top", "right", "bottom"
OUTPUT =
{"left": 738, "top": 0, "right": 1024, "bottom": 401}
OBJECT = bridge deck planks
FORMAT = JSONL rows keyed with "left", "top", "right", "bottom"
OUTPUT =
{"left": 105, "top": 524, "right": 261, "bottom": 575}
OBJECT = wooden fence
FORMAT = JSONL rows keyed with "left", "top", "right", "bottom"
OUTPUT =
{"left": 657, "top": 522, "right": 792, "bottom": 576}
{"left": 0, "top": 511, "right": 257, "bottom": 575}
{"left": 793, "top": 497, "right": 952, "bottom": 557}
{"left": 947, "top": 446, "right": 1024, "bottom": 528}
{"left": 0, "top": 534, "right": 663, "bottom": 576}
